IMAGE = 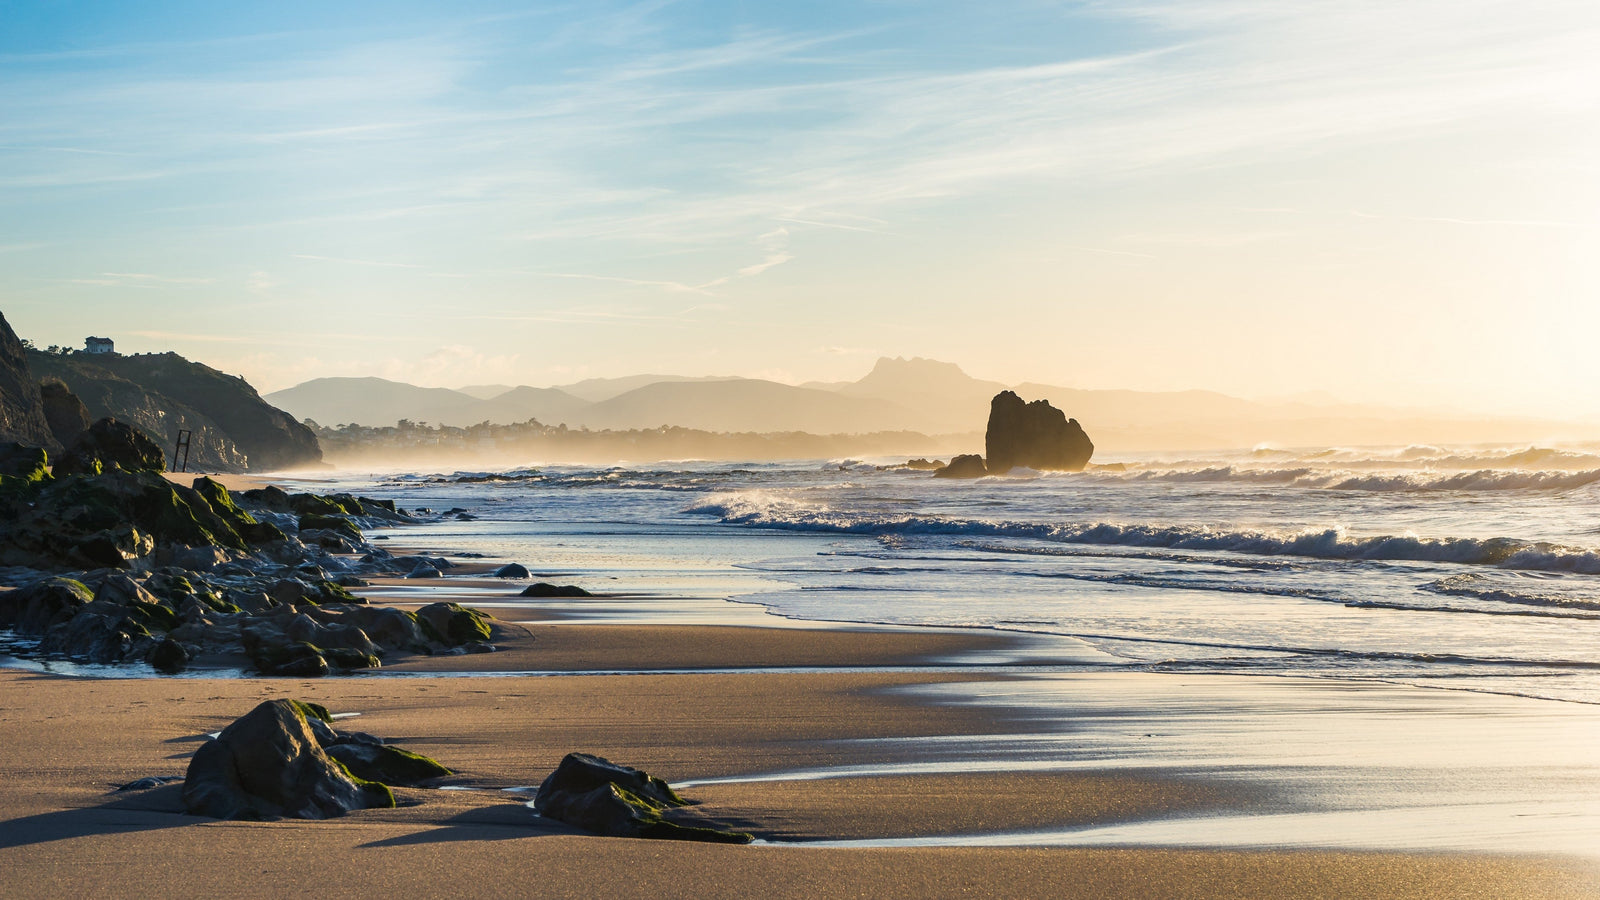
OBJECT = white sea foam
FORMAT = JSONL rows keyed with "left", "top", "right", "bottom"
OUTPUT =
{"left": 686, "top": 493, "right": 1600, "bottom": 573}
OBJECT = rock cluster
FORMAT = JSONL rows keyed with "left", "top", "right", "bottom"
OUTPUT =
{"left": 534, "top": 753, "right": 752, "bottom": 843}
{"left": 183, "top": 699, "right": 450, "bottom": 820}
{"left": 0, "top": 433, "right": 497, "bottom": 675}
{"left": 932, "top": 453, "right": 988, "bottom": 479}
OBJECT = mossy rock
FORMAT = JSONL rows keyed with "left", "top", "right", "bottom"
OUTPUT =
{"left": 320, "top": 646, "right": 380, "bottom": 670}
{"left": 290, "top": 700, "right": 333, "bottom": 723}
{"left": 0, "top": 442, "right": 50, "bottom": 483}
{"left": 311, "top": 580, "right": 361, "bottom": 605}
{"left": 238, "top": 520, "right": 288, "bottom": 545}
{"left": 240, "top": 484, "right": 293, "bottom": 512}
{"left": 289, "top": 493, "right": 362, "bottom": 517}
{"left": 53, "top": 418, "right": 166, "bottom": 477}
{"left": 191, "top": 477, "right": 260, "bottom": 533}
{"left": 325, "top": 743, "right": 452, "bottom": 786}
{"left": 247, "top": 640, "right": 330, "bottom": 677}
{"left": 44, "top": 469, "right": 249, "bottom": 552}
{"left": 298, "top": 513, "right": 362, "bottom": 541}
{"left": 415, "top": 602, "right": 492, "bottom": 646}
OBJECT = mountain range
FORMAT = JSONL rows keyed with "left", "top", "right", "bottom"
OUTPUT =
{"left": 267, "top": 357, "right": 1594, "bottom": 452}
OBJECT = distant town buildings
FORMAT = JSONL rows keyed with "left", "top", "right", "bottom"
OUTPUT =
{"left": 84, "top": 336, "right": 115, "bottom": 355}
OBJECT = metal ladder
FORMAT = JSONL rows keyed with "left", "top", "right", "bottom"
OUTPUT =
{"left": 172, "top": 429, "right": 192, "bottom": 473}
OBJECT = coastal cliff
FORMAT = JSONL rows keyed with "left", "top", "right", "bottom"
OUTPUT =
{"left": 0, "top": 312, "right": 58, "bottom": 449}
{"left": 28, "top": 349, "right": 322, "bottom": 472}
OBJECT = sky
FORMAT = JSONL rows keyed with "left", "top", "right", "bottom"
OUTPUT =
{"left": 2, "top": 0, "right": 1598, "bottom": 417}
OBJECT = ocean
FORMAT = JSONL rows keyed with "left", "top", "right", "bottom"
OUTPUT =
{"left": 359, "top": 443, "right": 1600, "bottom": 705}
{"left": 327, "top": 442, "right": 1600, "bottom": 855}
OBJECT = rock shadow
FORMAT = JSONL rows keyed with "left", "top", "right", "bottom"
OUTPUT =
{"left": 0, "top": 784, "right": 191, "bottom": 851}
{"left": 358, "top": 802, "right": 582, "bottom": 848}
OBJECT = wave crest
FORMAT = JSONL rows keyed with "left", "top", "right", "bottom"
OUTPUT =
{"left": 686, "top": 493, "right": 1600, "bottom": 574}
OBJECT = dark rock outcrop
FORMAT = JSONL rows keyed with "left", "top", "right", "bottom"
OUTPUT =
{"left": 984, "top": 390, "right": 1093, "bottom": 474}
{"left": 491, "top": 563, "right": 530, "bottom": 579}
{"left": 533, "top": 753, "right": 752, "bottom": 843}
{"left": 182, "top": 700, "right": 394, "bottom": 820}
{"left": 52, "top": 418, "right": 167, "bottom": 477}
{"left": 519, "top": 582, "right": 592, "bottom": 598}
{"left": 933, "top": 453, "right": 988, "bottom": 479}
{"left": 0, "top": 312, "right": 56, "bottom": 449}
{"left": 0, "top": 442, "right": 49, "bottom": 486}
{"left": 27, "top": 348, "right": 321, "bottom": 473}
{"left": 39, "top": 379, "right": 91, "bottom": 448}
{"left": 0, "top": 577, "right": 94, "bottom": 633}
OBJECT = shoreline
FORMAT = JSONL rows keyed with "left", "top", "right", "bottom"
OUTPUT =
{"left": 3, "top": 478, "right": 1600, "bottom": 897}
{"left": 4, "top": 586, "right": 1599, "bottom": 897}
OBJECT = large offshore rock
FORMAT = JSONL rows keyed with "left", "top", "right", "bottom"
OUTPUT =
{"left": 52, "top": 417, "right": 167, "bottom": 477}
{"left": 533, "top": 752, "right": 752, "bottom": 843}
{"left": 0, "top": 311, "right": 56, "bottom": 450}
{"left": 983, "top": 390, "right": 1094, "bottom": 474}
{"left": 182, "top": 699, "right": 394, "bottom": 820}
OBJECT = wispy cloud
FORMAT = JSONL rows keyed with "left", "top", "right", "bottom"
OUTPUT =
{"left": 292, "top": 254, "right": 425, "bottom": 269}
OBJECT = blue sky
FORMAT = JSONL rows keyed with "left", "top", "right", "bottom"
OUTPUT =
{"left": 3, "top": 1, "right": 1598, "bottom": 416}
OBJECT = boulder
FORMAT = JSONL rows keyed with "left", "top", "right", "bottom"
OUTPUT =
{"left": 148, "top": 637, "right": 190, "bottom": 674}
{"left": 39, "top": 379, "right": 91, "bottom": 448}
{"left": 240, "top": 484, "right": 293, "bottom": 512}
{"left": 0, "top": 577, "right": 93, "bottom": 633}
{"left": 933, "top": 454, "right": 988, "bottom": 479}
{"left": 518, "top": 582, "right": 592, "bottom": 598}
{"left": 0, "top": 442, "right": 49, "bottom": 485}
{"left": 533, "top": 753, "right": 751, "bottom": 843}
{"left": 182, "top": 699, "right": 394, "bottom": 820}
{"left": 984, "top": 390, "right": 1093, "bottom": 473}
{"left": 491, "top": 563, "right": 530, "bottom": 579}
{"left": 324, "top": 743, "right": 452, "bottom": 786}
{"left": 53, "top": 418, "right": 167, "bottom": 477}
{"left": 0, "top": 311, "right": 56, "bottom": 449}
{"left": 414, "top": 601, "right": 492, "bottom": 645}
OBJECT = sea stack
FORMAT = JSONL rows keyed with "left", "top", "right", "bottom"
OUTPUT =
{"left": 984, "top": 390, "right": 1093, "bottom": 473}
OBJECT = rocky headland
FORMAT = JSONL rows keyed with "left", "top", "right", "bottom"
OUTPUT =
{"left": 29, "top": 347, "right": 322, "bottom": 473}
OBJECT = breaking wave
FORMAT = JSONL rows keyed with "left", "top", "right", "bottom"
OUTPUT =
{"left": 1086, "top": 466, "right": 1600, "bottom": 493}
{"left": 687, "top": 492, "right": 1600, "bottom": 574}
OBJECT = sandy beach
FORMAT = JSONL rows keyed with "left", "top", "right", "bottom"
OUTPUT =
{"left": 2, "top": 604, "right": 1596, "bottom": 899}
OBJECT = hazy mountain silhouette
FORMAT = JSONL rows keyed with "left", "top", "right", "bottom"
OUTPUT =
{"left": 267, "top": 377, "right": 591, "bottom": 429}
{"left": 579, "top": 379, "right": 919, "bottom": 433}
{"left": 471, "top": 385, "right": 593, "bottom": 425}
{"left": 456, "top": 384, "right": 514, "bottom": 400}
{"left": 553, "top": 374, "right": 743, "bottom": 403}
{"left": 836, "top": 356, "right": 1008, "bottom": 431}
{"left": 268, "top": 358, "right": 1595, "bottom": 451}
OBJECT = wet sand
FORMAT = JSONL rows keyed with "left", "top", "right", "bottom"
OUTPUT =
{"left": 2, "top": 615, "right": 1597, "bottom": 898}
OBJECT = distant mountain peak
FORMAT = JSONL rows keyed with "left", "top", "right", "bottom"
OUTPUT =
{"left": 864, "top": 356, "right": 972, "bottom": 380}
